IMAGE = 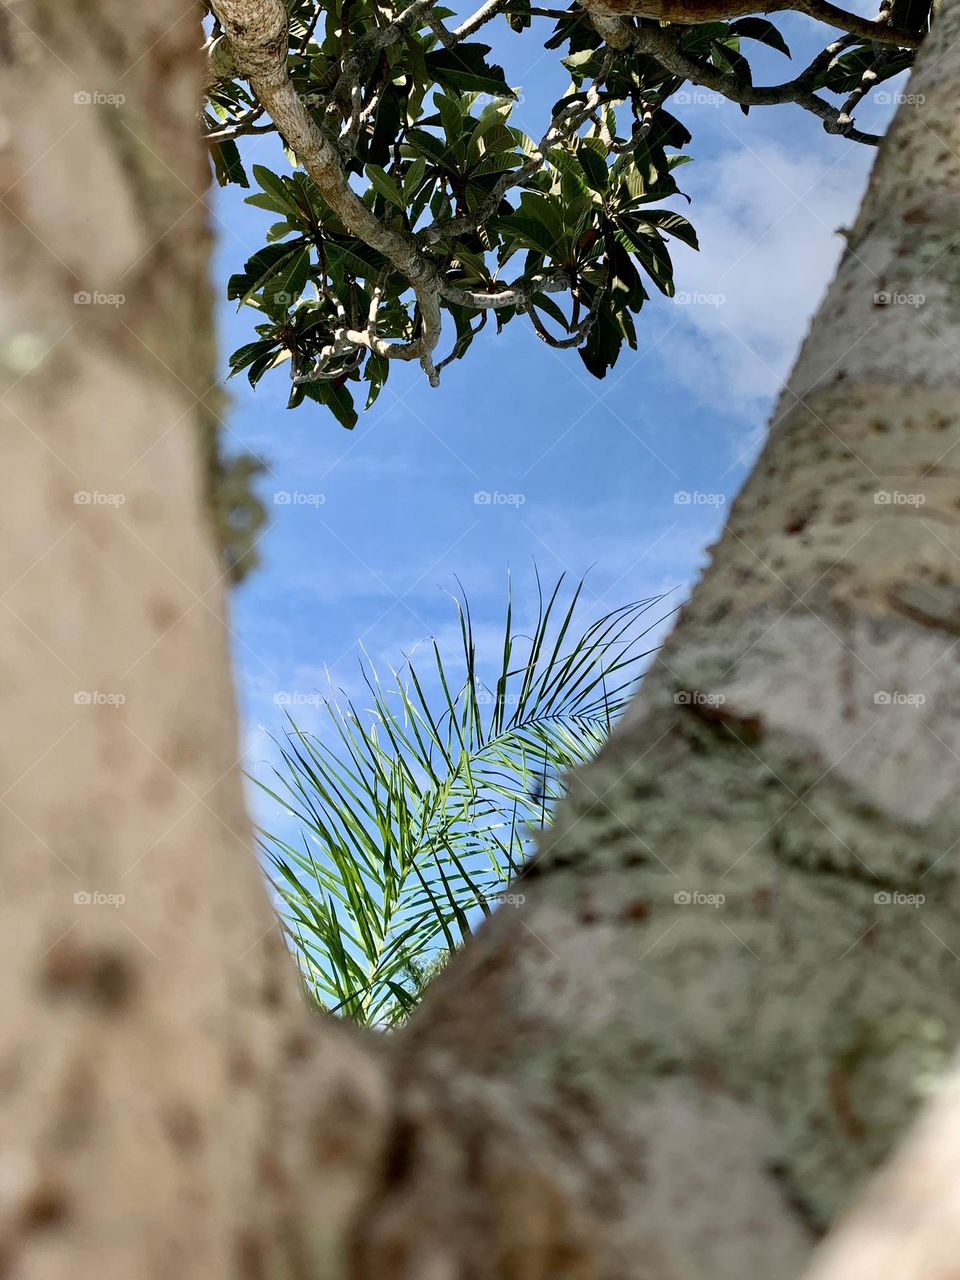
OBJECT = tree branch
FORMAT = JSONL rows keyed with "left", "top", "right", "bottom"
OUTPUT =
{"left": 799, "top": 0, "right": 922, "bottom": 45}
{"left": 527, "top": 296, "right": 598, "bottom": 346}
{"left": 210, "top": 0, "right": 443, "bottom": 380}
{"left": 204, "top": 104, "right": 271, "bottom": 143}
{"left": 453, "top": 0, "right": 514, "bottom": 38}
{"left": 578, "top": 0, "right": 922, "bottom": 47}
{"left": 629, "top": 24, "right": 884, "bottom": 142}
{"left": 440, "top": 270, "right": 574, "bottom": 309}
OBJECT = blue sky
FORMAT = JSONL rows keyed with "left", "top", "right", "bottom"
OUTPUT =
{"left": 213, "top": 6, "right": 895, "bottom": 826}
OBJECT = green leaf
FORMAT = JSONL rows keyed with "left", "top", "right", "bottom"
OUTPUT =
{"left": 300, "top": 378, "right": 359, "bottom": 428}
{"left": 263, "top": 247, "right": 311, "bottom": 313}
{"left": 497, "top": 191, "right": 569, "bottom": 259}
{"left": 364, "top": 352, "right": 389, "bottom": 409}
{"left": 709, "top": 39, "right": 753, "bottom": 113}
{"left": 366, "top": 163, "right": 405, "bottom": 209}
{"left": 467, "top": 98, "right": 516, "bottom": 162}
{"left": 651, "top": 109, "right": 692, "bottom": 151}
{"left": 575, "top": 144, "right": 609, "bottom": 193}
{"left": 244, "top": 191, "right": 295, "bottom": 217}
{"left": 813, "top": 44, "right": 912, "bottom": 93}
{"left": 629, "top": 231, "right": 676, "bottom": 296}
{"left": 561, "top": 48, "right": 601, "bottom": 78}
{"left": 210, "top": 138, "right": 249, "bottom": 188}
{"left": 324, "top": 237, "right": 391, "bottom": 278}
{"left": 531, "top": 292, "right": 570, "bottom": 329}
{"left": 247, "top": 347, "right": 284, "bottom": 388}
{"left": 728, "top": 17, "right": 790, "bottom": 57}
{"left": 367, "top": 85, "right": 405, "bottom": 167}
{"left": 425, "top": 44, "right": 513, "bottom": 98}
{"left": 252, "top": 164, "right": 299, "bottom": 216}
{"left": 507, "top": 0, "right": 532, "bottom": 32}
{"left": 265, "top": 220, "right": 295, "bottom": 243}
{"left": 625, "top": 208, "right": 699, "bottom": 252}
{"left": 436, "top": 93, "right": 464, "bottom": 145}
{"left": 405, "top": 127, "right": 455, "bottom": 169}
{"left": 227, "top": 338, "right": 277, "bottom": 376}
{"left": 227, "top": 243, "right": 304, "bottom": 308}
{"left": 404, "top": 156, "right": 428, "bottom": 198}
{"left": 579, "top": 300, "right": 623, "bottom": 377}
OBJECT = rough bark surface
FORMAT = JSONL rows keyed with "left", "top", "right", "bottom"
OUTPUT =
{"left": 803, "top": 1056, "right": 960, "bottom": 1280}
{"left": 0, "top": 6, "right": 384, "bottom": 1279}
{"left": 357, "top": 2, "right": 960, "bottom": 1275}
{"left": 576, "top": 0, "right": 922, "bottom": 48}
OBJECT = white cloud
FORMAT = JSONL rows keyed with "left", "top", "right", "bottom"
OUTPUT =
{"left": 661, "top": 138, "right": 874, "bottom": 409}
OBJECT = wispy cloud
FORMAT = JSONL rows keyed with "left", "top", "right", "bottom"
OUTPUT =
{"left": 660, "top": 139, "right": 873, "bottom": 409}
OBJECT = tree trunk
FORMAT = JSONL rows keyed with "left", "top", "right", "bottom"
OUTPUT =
{"left": 348, "top": 2, "right": 960, "bottom": 1273}
{"left": 2, "top": 2, "right": 959, "bottom": 1280}
{"left": 0, "top": 6, "right": 384, "bottom": 1279}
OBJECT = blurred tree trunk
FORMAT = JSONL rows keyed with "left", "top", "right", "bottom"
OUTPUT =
{"left": 0, "top": 5, "right": 384, "bottom": 1279}
{"left": 1, "top": 3, "right": 959, "bottom": 1280}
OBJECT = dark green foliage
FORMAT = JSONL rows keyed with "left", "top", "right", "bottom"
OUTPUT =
{"left": 204, "top": 0, "right": 925, "bottom": 427}
{"left": 206, "top": 0, "right": 707, "bottom": 422}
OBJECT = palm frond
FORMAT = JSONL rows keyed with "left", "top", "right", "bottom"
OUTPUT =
{"left": 256, "top": 570, "right": 674, "bottom": 1026}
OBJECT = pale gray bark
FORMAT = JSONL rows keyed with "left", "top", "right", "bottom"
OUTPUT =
{"left": 361, "top": 0, "right": 960, "bottom": 1273}
{"left": 803, "top": 1055, "right": 960, "bottom": 1280}
{"left": 0, "top": 6, "right": 384, "bottom": 1279}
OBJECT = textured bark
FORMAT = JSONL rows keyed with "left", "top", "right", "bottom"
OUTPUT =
{"left": 576, "top": 0, "right": 922, "bottom": 48}
{"left": 0, "top": 6, "right": 385, "bottom": 1280}
{"left": 803, "top": 1056, "right": 960, "bottom": 1280}
{"left": 3, "top": 2, "right": 960, "bottom": 1280}
{"left": 351, "top": 1, "right": 960, "bottom": 1275}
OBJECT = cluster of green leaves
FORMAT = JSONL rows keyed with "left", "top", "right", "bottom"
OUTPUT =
{"left": 207, "top": 0, "right": 923, "bottom": 428}
{"left": 256, "top": 573, "right": 672, "bottom": 1025}
{"left": 810, "top": 41, "right": 915, "bottom": 94}
{"left": 207, "top": 0, "right": 704, "bottom": 426}
{"left": 664, "top": 14, "right": 914, "bottom": 103}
